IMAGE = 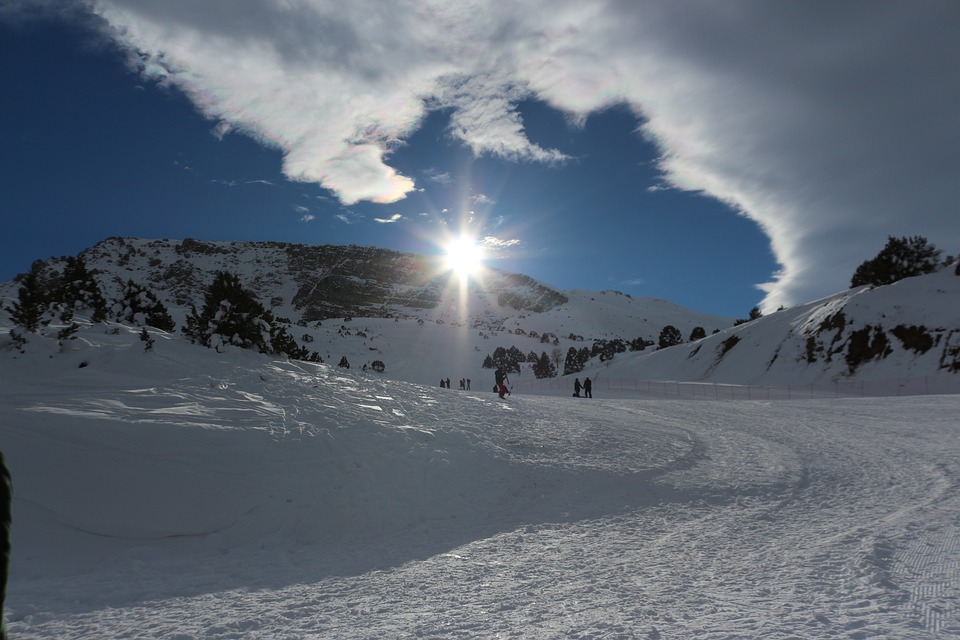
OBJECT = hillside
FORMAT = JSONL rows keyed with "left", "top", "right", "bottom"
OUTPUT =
{"left": 2, "top": 237, "right": 959, "bottom": 391}
{"left": 0, "top": 237, "right": 732, "bottom": 388}
{"left": 595, "top": 262, "right": 960, "bottom": 388}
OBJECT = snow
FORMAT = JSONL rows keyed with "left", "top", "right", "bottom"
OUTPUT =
{"left": 2, "top": 322, "right": 960, "bottom": 639}
{"left": 1, "top": 245, "right": 959, "bottom": 638}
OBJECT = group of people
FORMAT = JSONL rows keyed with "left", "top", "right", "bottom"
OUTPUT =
{"left": 440, "top": 378, "right": 471, "bottom": 390}
{"left": 573, "top": 377, "right": 593, "bottom": 398}
{"left": 442, "top": 370, "right": 593, "bottom": 400}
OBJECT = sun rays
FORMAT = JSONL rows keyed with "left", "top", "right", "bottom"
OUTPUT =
{"left": 443, "top": 234, "right": 485, "bottom": 279}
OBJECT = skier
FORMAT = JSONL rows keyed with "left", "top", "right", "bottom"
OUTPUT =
{"left": 583, "top": 377, "right": 593, "bottom": 398}
{"left": 494, "top": 369, "right": 511, "bottom": 398}
{"left": 573, "top": 377, "right": 582, "bottom": 397}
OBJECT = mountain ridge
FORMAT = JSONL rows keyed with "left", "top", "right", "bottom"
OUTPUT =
{"left": 2, "top": 236, "right": 958, "bottom": 390}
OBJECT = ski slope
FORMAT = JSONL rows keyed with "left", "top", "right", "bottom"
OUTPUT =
{"left": 1, "top": 327, "right": 959, "bottom": 638}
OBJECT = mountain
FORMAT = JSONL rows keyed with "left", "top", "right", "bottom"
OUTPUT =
{"left": 0, "top": 237, "right": 732, "bottom": 386}
{"left": 1, "top": 237, "right": 958, "bottom": 391}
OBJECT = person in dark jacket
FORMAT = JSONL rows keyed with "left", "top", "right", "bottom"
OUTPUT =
{"left": 583, "top": 377, "right": 593, "bottom": 398}
{"left": 1, "top": 452, "right": 11, "bottom": 640}
{"left": 494, "top": 369, "right": 510, "bottom": 398}
{"left": 574, "top": 378, "right": 582, "bottom": 397}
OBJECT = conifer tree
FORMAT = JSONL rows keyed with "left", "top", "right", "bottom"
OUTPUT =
{"left": 182, "top": 271, "right": 273, "bottom": 353}
{"left": 851, "top": 235, "right": 942, "bottom": 287}
{"left": 116, "top": 280, "right": 175, "bottom": 332}
{"left": 6, "top": 267, "right": 47, "bottom": 334}
{"left": 532, "top": 351, "right": 556, "bottom": 379}
{"left": 658, "top": 325, "right": 683, "bottom": 349}
{"left": 58, "top": 256, "right": 108, "bottom": 322}
{"left": 563, "top": 346, "right": 581, "bottom": 375}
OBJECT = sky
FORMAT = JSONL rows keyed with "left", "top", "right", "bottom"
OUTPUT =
{"left": 1, "top": 1, "right": 958, "bottom": 318}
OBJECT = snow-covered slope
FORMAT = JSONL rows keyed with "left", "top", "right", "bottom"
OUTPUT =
{"left": 1, "top": 318, "right": 959, "bottom": 638}
{"left": 593, "top": 263, "right": 960, "bottom": 386}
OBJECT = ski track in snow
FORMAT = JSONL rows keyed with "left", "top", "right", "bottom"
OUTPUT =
{"left": 3, "top": 353, "right": 960, "bottom": 639}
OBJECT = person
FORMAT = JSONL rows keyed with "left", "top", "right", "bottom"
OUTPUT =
{"left": 1, "top": 452, "right": 11, "bottom": 640}
{"left": 573, "top": 377, "right": 582, "bottom": 397}
{"left": 446, "top": 377, "right": 451, "bottom": 390}
{"left": 494, "top": 369, "right": 511, "bottom": 398}
{"left": 440, "top": 379, "right": 446, "bottom": 388}
{"left": 583, "top": 377, "right": 593, "bottom": 398}
{"left": 466, "top": 379, "right": 471, "bottom": 390}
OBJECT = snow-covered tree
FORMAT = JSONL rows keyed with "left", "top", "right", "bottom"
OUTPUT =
{"left": 115, "top": 280, "right": 175, "bottom": 332}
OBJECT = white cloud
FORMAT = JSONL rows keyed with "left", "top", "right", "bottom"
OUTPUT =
{"left": 472, "top": 193, "right": 495, "bottom": 205}
{"left": 374, "top": 213, "right": 403, "bottom": 224}
{"left": 482, "top": 235, "right": 522, "bottom": 250}
{"left": 72, "top": 0, "right": 959, "bottom": 309}
{"left": 299, "top": 214, "right": 315, "bottom": 223}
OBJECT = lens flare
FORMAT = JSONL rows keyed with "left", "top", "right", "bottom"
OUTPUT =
{"left": 444, "top": 235, "right": 484, "bottom": 278}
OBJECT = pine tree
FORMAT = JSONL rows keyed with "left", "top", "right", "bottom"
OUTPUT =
{"left": 578, "top": 347, "right": 591, "bottom": 370}
{"left": 533, "top": 351, "right": 556, "bottom": 379}
{"left": 6, "top": 267, "right": 47, "bottom": 334}
{"left": 182, "top": 271, "right": 273, "bottom": 352}
{"left": 658, "top": 325, "right": 683, "bottom": 349}
{"left": 851, "top": 235, "right": 942, "bottom": 287}
{"left": 563, "top": 346, "right": 581, "bottom": 375}
{"left": 58, "top": 256, "right": 108, "bottom": 322}
{"left": 116, "top": 280, "right": 175, "bottom": 332}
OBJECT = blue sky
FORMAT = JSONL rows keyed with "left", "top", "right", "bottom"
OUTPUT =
{"left": 2, "top": 2, "right": 957, "bottom": 318}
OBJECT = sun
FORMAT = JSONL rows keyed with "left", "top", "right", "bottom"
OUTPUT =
{"left": 444, "top": 234, "right": 485, "bottom": 278}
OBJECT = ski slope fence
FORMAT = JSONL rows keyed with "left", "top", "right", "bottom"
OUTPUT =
{"left": 510, "top": 375, "right": 960, "bottom": 400}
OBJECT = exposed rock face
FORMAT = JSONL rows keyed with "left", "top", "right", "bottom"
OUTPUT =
{"left": 284, "top": 244, "right": 447, "bottom": 321}
{"left": 16, "top": 237, "right": 569, "bottom": 321}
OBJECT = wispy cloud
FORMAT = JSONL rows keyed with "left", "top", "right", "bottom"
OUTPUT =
{"left": 210, "top": 178, "right": 274, "bottom": 187}
{"left": 374, "top": 213, "right": 403, "bottom": 224}
{"left": 472, "top": 193, "right": 495, "bottom": 205}
{"left": 481, "top": 235, "right": 522, "bottom": 253}
{"left": 43, "top": 1, "right": 960, "bottom": 309}
{"left": 422, "top": 168, "right": 452, "bottom": 185}
{"left": 335, "top": 211, "right": 362, "bottom": 225}
{"left": 299, "top": 214, "right": 315, "bottom": 223}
